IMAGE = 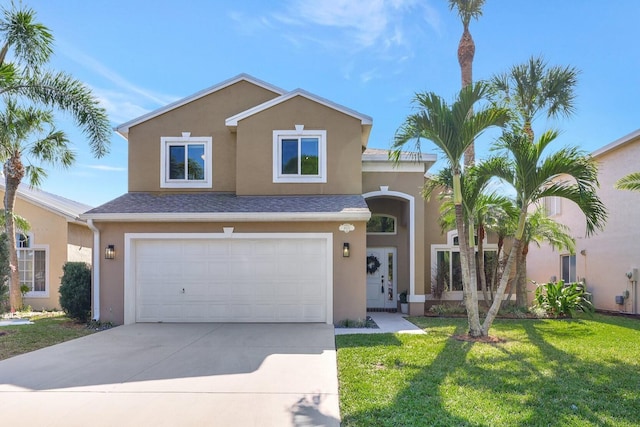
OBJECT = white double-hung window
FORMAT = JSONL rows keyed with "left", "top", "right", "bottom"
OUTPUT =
{"left": 273, "top": 126, "right": 326, "bottom": 183}
{"left": 160, "top": 133, "right": 212, "bottom": 188}
{"left": 16, "top": 233, "right": 48, "bottom": 297}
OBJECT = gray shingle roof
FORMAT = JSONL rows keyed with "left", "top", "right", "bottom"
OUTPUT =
{"left": 85, "top": 192, "right": 369, "bottom": 215}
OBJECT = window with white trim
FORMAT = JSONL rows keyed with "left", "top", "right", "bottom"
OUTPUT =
{"left": 160, "top": 133, "right": 212, "bottom": 188}
{"left": 16, "top": 233, "right": 48, "bottom": 297}
{"left": 367, "top": 214, "right": 397, "bottom": 234}
{"left": 561, "top": 254, "right": 576, "bottom": 283}
{"left": 544, "top": 196, "right": 561, "bottom": 217}
{"left": 431, "top": 230, "right": 497, "bottom": 293}
{"left": 273, "top": 126, "right": 326, "bottom": 183}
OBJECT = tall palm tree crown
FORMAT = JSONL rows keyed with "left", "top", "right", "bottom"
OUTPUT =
{"left": 490, "top": 56, "right": 579, "bottom": 140}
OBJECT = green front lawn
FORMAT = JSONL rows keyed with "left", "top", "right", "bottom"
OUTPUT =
{"left": 336, "top": 314, "right": 640, "bottom": 427}
{"left": 0, "top": 314, "right": 97, "bottom": 360}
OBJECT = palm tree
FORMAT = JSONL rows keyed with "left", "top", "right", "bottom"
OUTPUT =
{"left": 483, "top": 128, "right": 607, "bottom": 332}
{"left": 0, "top": 3, "right": 110, "bottom": 311}
{"left": 0, "top": 99, "right": 72, "bottom": 310}
{"left": 393, "top": 82, "right": 509, "bottom": 337}
{"left": 490, "top": 56, "right": 579, "bottom": 306}
{"left": 448, "top": 0, "right": 486, "bottom": 167}
{"left": 615, "top": 172, "right": 640, "bottom": 192}
{"left": 490, "top": 56, "right": 579, "bottom": 141}
{"left": 425, "top": 167, "right": 516, "bottom": 307}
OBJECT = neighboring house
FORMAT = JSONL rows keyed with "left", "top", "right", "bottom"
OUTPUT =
{"left": 83, "top": 73, "right": 494, "bottom": 326}
{"left": 527, "top": 128, "right": 640, "bottom": 313}
{"left": 0, "top": 183, "right": 93, "bottom": 310}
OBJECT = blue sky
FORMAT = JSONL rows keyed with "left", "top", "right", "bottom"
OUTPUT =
{"left": 21, "top": 0, "right": 640, "bottom": 206}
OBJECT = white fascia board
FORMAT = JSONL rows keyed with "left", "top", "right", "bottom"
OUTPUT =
{"left": 4, "top": 185, "right": 92, "bottom": 222}
{"left": 591, "top": 128, "right": 640, "bottom": 158}
{"left": 225, "top": 89, "right": 373, "bottom": 128}
{"left": 362, "top": 161, "right": 426, "bottom": 173}
{"left": 81, "top": 210, "right": 372, "bottom": 223}
{"left": 115, "top": 73, "right": 286, "bottom": 139}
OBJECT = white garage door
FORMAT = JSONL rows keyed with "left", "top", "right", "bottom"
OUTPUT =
{"left": 131, "top": 236, "right": 330, "bottom": 323}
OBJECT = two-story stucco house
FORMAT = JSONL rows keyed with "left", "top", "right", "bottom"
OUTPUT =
{"left": 84, "top": 74, "right": 467, "bottom": 325}
{"left": 527, "top": 128, "right": 640, "bottom": 313}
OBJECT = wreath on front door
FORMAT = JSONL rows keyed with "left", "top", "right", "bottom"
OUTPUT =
{"left": 366, "top": 255, "right": 381, "bottom": 275}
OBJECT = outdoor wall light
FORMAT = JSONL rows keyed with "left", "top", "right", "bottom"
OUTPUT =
{"left": 105, "top": 244, "right": 115, "bottom": 260}
{"left": 343, "top": 242, "right": 350, "bottom": 258}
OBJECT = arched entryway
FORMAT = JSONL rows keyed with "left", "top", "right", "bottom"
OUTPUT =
{"left": 363, "top": 187, "right": 415, "bottom": 310}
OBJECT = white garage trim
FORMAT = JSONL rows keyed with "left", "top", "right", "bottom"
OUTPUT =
{"left": 124, "top": 232, "right": 333, "bottom": 325}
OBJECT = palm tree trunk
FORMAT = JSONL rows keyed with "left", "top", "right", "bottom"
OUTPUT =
{"left": 490, "top": 236, "right": 505, "bottom": 299}
{"left": 5, "top": 155, "right": 25, "bottom": 311}
{"left": 515, "top": 243, "right": 529, "bottom": 307}
{"left": 459, "top": 25, "right": 476, "bottom": 167}
{"left": 482, "top": 210, "right": 526, "bottom": 335}
{"left": 452, "top": 173, "right": 481, "bottom": 336}
{"left": 477, "top": 225, "right": 490, "bottom": 308}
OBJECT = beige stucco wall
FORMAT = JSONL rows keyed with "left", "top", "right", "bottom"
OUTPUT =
{"left": 527, "top": 137, "right": 640, "bottom": 312}
{"left": 362, "top": 171, "right": 426, "bottom": 313}
{"left": 0, "top": 193, "right": 69, "bottom": 311}
{"left": 67, "top": 222, "right": 93, "bottom": 264}
{"left": 93, "top": 221, "right": 367, "bottom": 325}
{"left": 235, "top": 96, "right": 364, "bottom": 195}
{"left": 127, "top": 80, "right": 281, "bottom": 193}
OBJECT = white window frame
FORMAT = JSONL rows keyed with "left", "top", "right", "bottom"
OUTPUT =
{"left": 560, "top": 253, "right": 576, "bottom": 283}
{"left": 367, "top": 214, "right": 397, "bottom": 235}
{"left": 430, "top": 230, "right": 498, "bottom": 294}
{"left": 273, "top": 126, "right": 327, "bottom": 183}
{"left": 544, "top": 196, "right": 561, "bottom": 217}
{"left": 15, "top": 232, "right": 49, "bottom": 298}
{"left": 160, "top": 133, "right": 212, "bottom": 189}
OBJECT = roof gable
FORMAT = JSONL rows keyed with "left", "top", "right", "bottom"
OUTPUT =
{"left": 0, "top": 182, "right": 92, "bottom": 223}
{"left": 592, "top": 128, "right": 640, "bottom": 158}
{"left": 225, "top": 89, "right": 373, "bottom": 128}
{"left": 115, "top": 74, "right": 286, "bottom": 139}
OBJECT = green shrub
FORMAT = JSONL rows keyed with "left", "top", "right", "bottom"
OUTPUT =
{"left": 59, "top": 262, "right": 92, "bottom": 322}
{"left": 533, "top": 280, "right": 594, "bottom": 318}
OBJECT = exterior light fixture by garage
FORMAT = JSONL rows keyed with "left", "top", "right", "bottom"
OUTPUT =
{"left": 105, "top": 245, "right": 115, "bottom": 260}
{"left": 343, "top": 243, "right": 350, "bottom": 257}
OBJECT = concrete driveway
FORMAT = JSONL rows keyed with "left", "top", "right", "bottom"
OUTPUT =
{"left": 0, "top": 323, "right": 339, "bottom": 426}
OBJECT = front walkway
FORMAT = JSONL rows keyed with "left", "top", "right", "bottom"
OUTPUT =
{"left": 334, "top": 312, "right": 426, "bottom": 335}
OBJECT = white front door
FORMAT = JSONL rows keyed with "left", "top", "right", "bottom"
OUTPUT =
{"left": 366, "top": 247, "right": 397, "bottom": 309}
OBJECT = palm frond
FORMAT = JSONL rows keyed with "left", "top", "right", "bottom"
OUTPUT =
{"left": 2, "top": 70, "right": 110, "bottom": 157}
{"left": 615, "top": 172, "right": 640, "bottom": 192}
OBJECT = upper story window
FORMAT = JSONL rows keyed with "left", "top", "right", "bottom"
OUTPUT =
{"left": 160, "top": 133, "right": 212, "bottom": 188}
{"left": 367, "top": 214, "right": 397, "bottom": 234}
{"left": 273, "top": 125, "right": 326, "bottom": 183}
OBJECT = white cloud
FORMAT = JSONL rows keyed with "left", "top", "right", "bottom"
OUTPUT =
{"left": 55, "top": 38, "right": 179, "bottom": 124}
{"left": 278, "top": 0, "right": 439, "bottom": 50}
{"left": 81, "top": 164, "right": 127, "bottom": 172}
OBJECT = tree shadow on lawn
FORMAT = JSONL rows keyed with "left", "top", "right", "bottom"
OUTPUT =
{"left": 340, "top": 318, "right": 640, "bottom": 426}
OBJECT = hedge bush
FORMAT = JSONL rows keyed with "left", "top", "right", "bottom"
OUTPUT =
{"left": 59, "top": 262, "right": 91, "bottom": 322}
